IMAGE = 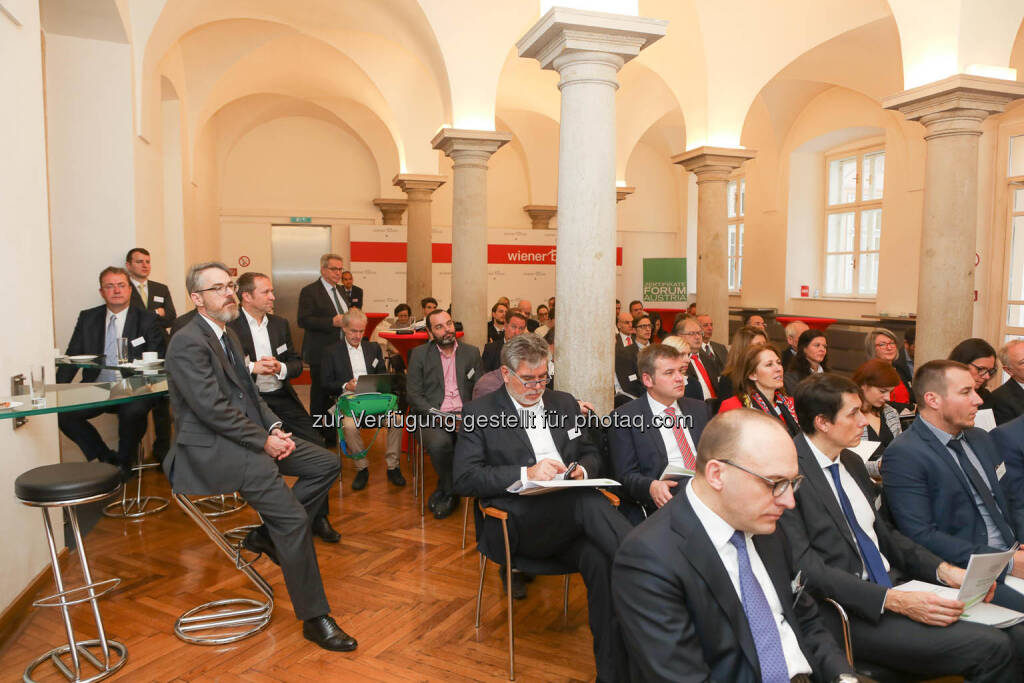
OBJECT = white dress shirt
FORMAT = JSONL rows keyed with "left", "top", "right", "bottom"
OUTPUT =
{"left": 686, "top": 481, "right": 813, "bottom": 678}
{"left": 690, "top": 356, "right": 713, "bottom": 399}
{"left": 507, "top": 390, "right": 587, "bottom": 482}
{"left": 805, "top": 436, "right": 890, "bottom": 577}
{"left": 646, "top": 393, "right": 697, "bottom": 470}
{"left": 322, "top": 277, "right": 348, "bottom": 341}
{"left": 105, "top": 306, "right": 128, "bottom": 340}
{"left": 618, "top": 331, "right": 632, "bottom": 346}
{"left": 346, "top": 340, "right": 368, "bottom": 388}
{"left": 242, "top": 309, "right": 287, "bottom": 393}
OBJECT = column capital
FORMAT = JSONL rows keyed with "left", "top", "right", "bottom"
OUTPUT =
{"left": 615, "top": 186, "right": 635, "bottom": 203}
{"left": 431, "top": 128, "right": 512, "bottom": 158}
{"left": 672, "top": 146, "right": 756, "bottom": 183}
{"left": 393, "top": 173, "right": 446, "bottom": 195}
{"left": 517, "top": 7, "right": 666, "bottom": 71}
{"left": 372, "top": 198, "right": 408, "bottom": 225}
{"left": 883, "top": 74, "right": 1024, "bottom": 138}
{"left": 523, "top": 204, "right": 557, "bottom": 229}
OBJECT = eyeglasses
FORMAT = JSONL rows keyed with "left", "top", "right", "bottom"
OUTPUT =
{"left": 507, "top": 367, "right": 550, "bottom": 389}
{"left": 101, "top": 282, "right": 129, "bottom": 291}
{"left": 682, "top": 331, "right": 703, "bottom": 338}
{"left": 716, "top": 459, "right": 804, "bottom": 497}
{"left": 969, "top": 362, "right": 998, "bottom": 378}
{"left": 196, "top": 281, "right": 239, "bottom": 296}
{"left": 874, "top": 340, "right": 897, "bottom": 349}
{"left": 324, "top": 266, "right": 344, "bottom": 272}
{"left": 634, "top": 323, "right": 652, "bottom": 330}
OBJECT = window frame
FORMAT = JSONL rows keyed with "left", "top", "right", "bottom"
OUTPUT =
{"left": 727, "top": 175, "right": 745, "bottom": 293}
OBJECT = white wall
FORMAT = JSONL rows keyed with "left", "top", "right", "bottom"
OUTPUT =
{"left": 1, "top": 0, "right": 62, "bottom": 613}
{"left": 162, "top": 95, "right": 187, "bottom": 306}
{"left": 44, "top": 32, "right": 136, "bottom": 348}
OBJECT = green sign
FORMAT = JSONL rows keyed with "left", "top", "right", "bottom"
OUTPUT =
{"left": 643, "top": 258, "right": 687, "bottom": 305}
{"left": 290, "top": 216, "right": 312, "bottom": 223}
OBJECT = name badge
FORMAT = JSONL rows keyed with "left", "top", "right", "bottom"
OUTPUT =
{"left": 276, "top": 343, "right": 288, "bottom": 354}
{"left": 628, "top": 374, "right": 638, "bottom": 382}
{"left": 245, "top": 355, "right": 251, "bottom": 364}
{"left": 567, "top": 427, "right": 581, "bottom": 440}
{"left": 467, "top": 368, "right": 475, "bottom": 379}
{"left": 153, "top": 295, "right": 164, "bottom": 303}
{"left": 131, "top": 336, "right": 145, "bottom": 347}
{"left": 997, "top": 463, "right": 1007, "bottom": 480}
{"left": 371, "top": 357, "right": 379, "bottom": 368}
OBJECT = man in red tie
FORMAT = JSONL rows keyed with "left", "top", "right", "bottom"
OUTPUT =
{"left": 678, "top": 316, "right": 718, "bottom": 401}
{"left": 609, "top": 344, "right": 713, "bottom": 525}
{"left": 615, "top": 311, "right": 635, "bottom": 350}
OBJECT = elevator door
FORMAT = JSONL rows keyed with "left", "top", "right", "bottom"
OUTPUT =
{"left": 271, "top": 224, "right": 332, "bottom": 355}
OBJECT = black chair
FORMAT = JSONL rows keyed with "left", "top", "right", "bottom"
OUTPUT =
{"left": 15, "top": 462, "right": 127, "bottom": 682}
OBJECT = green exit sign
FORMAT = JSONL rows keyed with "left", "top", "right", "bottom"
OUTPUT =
{"left": 290, "top": 216, "right": 312, "bottom": 223}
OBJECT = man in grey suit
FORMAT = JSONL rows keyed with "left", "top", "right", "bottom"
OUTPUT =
{"left": 163, "top": 262, "right": 355, "bottom": 652}
{"left": 407, "top": 309, "right": 482, "bottom": 519}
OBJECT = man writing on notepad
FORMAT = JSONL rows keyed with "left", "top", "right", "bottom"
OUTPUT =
{"left": 453, "top": 333, "right": 633, "bottom": 682}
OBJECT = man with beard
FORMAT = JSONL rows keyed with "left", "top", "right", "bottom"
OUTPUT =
{"left": 164, "top": 262, "right": 353, "bottom": 652}
{"left": 407, "top": 309, "right": 482, "bottom": 519}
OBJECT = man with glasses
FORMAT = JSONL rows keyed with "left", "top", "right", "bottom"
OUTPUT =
{"left": 614, "top": 313, "right": 653, "bottom": 402}
{"left": 57, "top": 267, "right": 164, "bottom": 478}
{"left": 454, "top": 332, "right": 632, "bottom": 682}
{"left": 614, "top": 409, "right": 857, "bottom": 683}
{"left": 298, "top": 253, "right": 350, "bottom": 446}
{"left": 164, "top": 262, "right": 354, "bottom": 652}
{"left": 779, "top": 373, "right": 1016, "bottom": 681}
{"left": 676, "top": 316, "right": 719, "bottom": 403}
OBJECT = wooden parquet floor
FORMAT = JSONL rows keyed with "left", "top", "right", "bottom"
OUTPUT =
{"left": 0, "top": 439, "right": 599, "bottom": 682}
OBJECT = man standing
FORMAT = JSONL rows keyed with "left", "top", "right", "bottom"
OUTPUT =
{"left": 991, "top": 339, "right": 1024, "bottom": 425}
{"left": 339, "top": 270, "right": 363, "bottom": 310}
{"left": 298, "top": 253, "right": 349, "bottom": 446}
{"left": 321, "top": 309, "right": 405, "bottom": 491}
{"left": 482, "top": 309, "right": 528, "bottom": 372}
{"left": 407, "top": 309, "right": 482, "bottom": 519}
{"left": 697, "top": 313, "right": 728, "bottom": 374}
{"left": 164, "top": 262, "right": 354, "bottom": 652}
{"left": 782, "top": 320, "right": 809, "bottom": 367}
{"left": 58, "top": 267, "right": 164, "bottom": 477}
{"left": 454, "top": 333, "right": 633, "bottom": 682}
{"left": 613, "top": 410, "right": 856, "bottom": 683}
{"left": 228, "top": 272, "right": 340, "bottom": 543}
{"left": 487, "top": 302, "right": 508, "bottom": 344}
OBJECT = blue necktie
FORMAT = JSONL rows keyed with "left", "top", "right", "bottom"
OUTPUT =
{"left": 728, "top": 531, "right": 790, "bottom": 683}
{"left": 827, "top": 463, "right": 893, "bottom": 588}
{"left": 98, "top": 315, "right": 119, "bottom": 382}
{"left": 947, "top": 436, "right": 1014, "bottom": 546}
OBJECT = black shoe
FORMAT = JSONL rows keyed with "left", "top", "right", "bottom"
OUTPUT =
{"left": 242, "top": 528, "right": 280, "bottom": 565}
{"left": 386, "top": 468, "right": 406, "bottom": 487}
{"left": 500, "top": 567, "right": 528, "bottom": 600}
{"left": 352, "top": 469, "right": 369, "bottom": 491}
{"left": 433, "top": 494, "right": 459, "bottom": 520}
{"left": 428, "top": 489, "right": 444, "bottom": 513}
{"left": 303, "top": 615, "right": 357, "bottom": 652}
{"left": 311, "top": 516, "right": 341, "bottom": 543}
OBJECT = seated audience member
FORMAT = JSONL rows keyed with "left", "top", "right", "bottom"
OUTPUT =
{"left": 897, "top": 327, "right": 916, "bottom": 383}
{"left": 650, "top": 315, "right": 663, "bottom": 343}
{"left": 496, "top": 296, "right": 510, "bottom": 308}
{"left": 407, "top": 309, "right": 481, "bottom": 519}
{"left": 548, "top": 295, "right": 555, "bottom": 310}
{"left": 613, "top": 409, "right": 857, "bottom": 683}
{"left": 628, "top": 300, "right": 644, "bottom": 320}
{"left": 720, "top": 344, "right": 801, "bottom": 437}
{"left": 613, "top": 313, "right": 654, "bottom": 404}
{"left": 685, "top": 302, "right": 697, "bottom": 316}
{"left": 58, "top": 267, "right": 164, "bottom": 477}
{"left": 420, "top": 297, "right": 438, "bottom": 320}
{"left": 614, "top": 311, "right": 634, "bottom": 349}
{"left": 780, "top": 373, "right": 1019, "bottom": 683}
{"left": 609, "top": 344, "right": 712, "bottom": 524}
{"left": 784, "top": 329, "right": 828, "bottom": 395}
{"left": 321, "top": 309, "right": 405, "bottom": 491}
{"left": 487, "top": 302, "right": 508, "bottom": 344}
{"left": 717, "top": 325, "right": 769, "bottom": 400}
{"left": 782, "top": 320, "right": 809, "bottom": 367}
{"left": 164, "top": 262, "right": 353, "bottom": 652}
{"left": 482, "top": 309, "right": 528, "bottom": 372}
{"left": 453, "top": 333, "right": 633, "bottom": 682}
{"left": 615, "top": 299, "right": 621, "bottom": 316}
{"left": 992, "top": 339, "right": 1024, "bottom": 425}
{"left": 851, "top": 359, "right": 903, "bottom": 475}
{"left": 865, "top": 328, "right": 913, "bottom": 408}
{"left": 993, "top": 415, "right": 1024, "bottom": 499}
{"left": 678, "top": 316, "right": 719, "bottom": 403}
{"left": 516, "top": 299, "right": 540, "bottom": 332}
{"left": 743, "top": 312, "right": 767, "bottom": 333}
{"left": 536, "top": 304, "right": 549, "bottom": 327}
{"left": 949, "top": 337, "right": 999, "bottom": 412}
{"left": 696, "top": 313, "right": 727, "bottom": 375}
{"left": 370, "top": 302, "right": 412, "bottom": 359}
{"left": 883, "top": 360, "right": 1024, "bottom": 612}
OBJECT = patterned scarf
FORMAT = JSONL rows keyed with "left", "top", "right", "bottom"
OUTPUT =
{"left": 744, "top": 389, "right": 800, "bottom": 434}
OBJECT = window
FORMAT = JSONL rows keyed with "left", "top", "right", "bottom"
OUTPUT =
{"left": 727, "top": 176, "right": 745, "bottom": 292}
{"left": 824, "top": 147, "right": 884, "bottom": 297}
{"left": 1007, "top": 136, "right": 1024, "bottom": 333}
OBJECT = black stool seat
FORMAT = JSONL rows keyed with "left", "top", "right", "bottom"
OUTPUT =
{"left": 15, "top": 462, "right": 121, "bottom": 504}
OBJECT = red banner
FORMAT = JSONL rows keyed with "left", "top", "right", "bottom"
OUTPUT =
{"left": 351, "top": 241, "right": 622, "bottom": 266}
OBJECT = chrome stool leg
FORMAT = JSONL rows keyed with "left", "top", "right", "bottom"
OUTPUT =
{"left": 172, "top": 494, "right": 273, "bottom": 644}
{"left": 192, "top": 492, "right": 247, "bottom": 518}
{"left": 24, "top": 504, "right": 126, "bottom": 683}
{"left": 103, "top": 443, "right": 168, "bottom": 518}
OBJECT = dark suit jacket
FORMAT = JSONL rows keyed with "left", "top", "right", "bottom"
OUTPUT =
{"left": 482, "top": 337, "right": 504, "bottom": 373}
{"left": 781, "top": 346, "right": 797, "bottom": 368}
{"left": 297, "top": 279, "right": 346, "bottom": 364}
{"left": 609, "top": 394, "right": 711, "bottom": 523}
{"left": 991, "top": 380, "right": 1024, "bottom": 426}
{"left": 992, "top": 416, "right": 1024, "bottom": 506}
{"left": 614, "top": 344, "right": 643, "bottom": 398}
{"left": 57, "top": 305, "right": 165, "bottom": 383}
{"left": 486, "top": 320, "right": 504, "bottom": 344}
{"left": 129, "top": 279, "right": 176, "bottom": 328}
{"left": 613, "top": 493, "right": 853, "bottom": 683}
{"left": 406, "top": 340, "right": 481, "bottom": 414}
{"left": 340, "top": 285, "right": 363, "bottom": 310}
{"left": 779, "top": 435, "right": 943, "bottom": 622}
{"left": 700, "top": 341, "right": 728, "bottom": 376}
{"left": 525, "top": 318, "right": 540, "bottom": 333}
{"left": 882, "top": 417, "right": 1024, "bottom": 566}
{"left": 163, "top": 315, "right": 281, "bottom": 495}
{"left": 893, "top": 358, "right": 914, "bottom": 392}
{"left": 226, "top": 312, "right": 303, "bottom": 401}
{"left": 321, "top": 340, "right": 386, "bottom": 399}
{"left": 170, "top": 309, "right": 198, "bottom": 337}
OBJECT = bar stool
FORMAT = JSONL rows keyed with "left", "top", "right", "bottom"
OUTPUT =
{"left": 171, "top": 493, "right": 273, "bottom": 644}
{"left": 192, "top": 492, "right": 247, "bottom": 518}
{"left": 103, "top": 444, "right": 168, "bottom": 519}
{"left": 15, "top": 462, "right": 128, "bottom": 683}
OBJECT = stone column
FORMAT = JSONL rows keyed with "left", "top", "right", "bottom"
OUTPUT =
{"left": 673, "top": 147, "right": 755, "bottom": 345}
{"left": 518, "top": 8, "right": 665, "bottom": 414}
{"left": 393, "top": 174, "right": 445, "bottom": 310}
{"left": 884, "top": 75, "right": 1024, "bottom": 365}
{"left": 372, "top": 198, "right": 408, "bottom": 225}
{"left": 523, "top": 204, "right": 557, "bottom": 230}
{"left": 432, "top": 129, "right": 512, "bottom": 348}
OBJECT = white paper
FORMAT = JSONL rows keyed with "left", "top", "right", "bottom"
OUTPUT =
{"left": 131, "top": 336, "right": 145, "bottom": 347}
{"left": 975, "top": 408, "right": 997, "bottom": 432}
{"left": 506, "top": 478, "right": 620, "bottom": 496}
{"left": 957, "top": 546, "right": 1018, "bottom": 607}
{"left": 276, "top": 343, "right": 287, "bottom": 354}
{"left": 660, "top": 463, "right": 695, "bottom": 480}
{"left": 894, "top": 580, "right": 1024, "bottom": 628}
{"left": 848, "top": 440, "right": 881, "bottom": 462}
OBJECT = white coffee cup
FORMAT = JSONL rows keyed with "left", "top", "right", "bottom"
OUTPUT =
{"left": 142, "top": 351, "right": 159, "bottom": 362}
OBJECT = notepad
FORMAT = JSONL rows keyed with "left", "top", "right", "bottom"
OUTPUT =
{"left": 660, "top": 463, "right": 695, "bottom": 480}
{"left": 506, "top": 478, "right": 620, "bottom": 496}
